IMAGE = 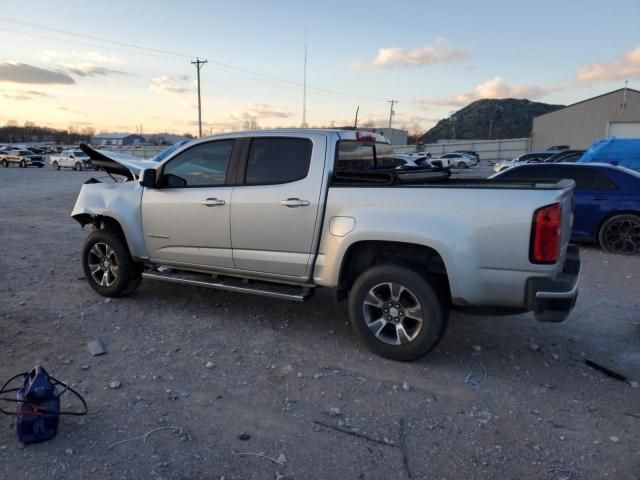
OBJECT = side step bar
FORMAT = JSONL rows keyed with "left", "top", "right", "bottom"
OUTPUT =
{"left": 141, "top": 270, "right": 311, "bottom": 302}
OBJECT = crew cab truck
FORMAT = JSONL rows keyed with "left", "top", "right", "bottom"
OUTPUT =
{"left": 0, "top": 149, "right": 44, "bottom": 168}
{"left": 71, "top": 130, "right": 581, "bottom": 361}
{"left": 50, "top": 149, "right": 93, "bottom": 171}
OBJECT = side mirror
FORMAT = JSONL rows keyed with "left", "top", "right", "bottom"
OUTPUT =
{"left": 69, "top": 155, "right": 74, "bottom": 159}
{"left": 140, "top": 169, "right": 156, "bottom": 188}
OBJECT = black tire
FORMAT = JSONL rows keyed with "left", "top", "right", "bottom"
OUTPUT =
{"left": 1, "top": 159, "right": 7, "bottom": 167}
{"left": 37, "top": 164, "right": 43, "bottom": 168}
{"left": 75, "top": 162, "right": 82, "bottom": 171}
{"left": 457, "top": 161, "right": 466, "bottom": 169}
{"left": 598, "top": 214, "right": 640, "bottom": 255}
{"left": 82, "top": 229, "right": 143, "bottom": 297}
{"left": 20, "top": 160, "right": 26, "bottom": 168}
{"left": 348, "top": 264, "right": 447, "bottom": 361}
{"left": 53, "top": 161, "right": 60, "bottom": 170}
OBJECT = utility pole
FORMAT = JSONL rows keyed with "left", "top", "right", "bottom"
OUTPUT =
{"left": 387, "top": 100, "right": 397, "bottom": 137}
{"left": 191, "top": 57, "right": 207, "bottom": 137}
{"left": 301, "top": 32, "right": 308, "bottom": 128}
{"left": 354, "top": 106, "right": 359, "bottom": 129}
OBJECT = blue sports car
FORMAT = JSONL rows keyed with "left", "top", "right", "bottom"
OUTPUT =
{"left": 492, "top": 163, "right": 640, "bottom": 255}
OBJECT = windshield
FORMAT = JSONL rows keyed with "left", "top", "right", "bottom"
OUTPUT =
{"left": 151, "top": 140, "right": 191, "bottom": 162}
{"left": 18, "top": 150, "right": 32, "bottom": 155}
{"left": 73, "top": 150, "right": 88, "bottom": 158}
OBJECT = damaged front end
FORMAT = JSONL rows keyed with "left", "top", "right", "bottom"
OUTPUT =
{"left": 71, "top": 144, "right": 153, "bottom": 260}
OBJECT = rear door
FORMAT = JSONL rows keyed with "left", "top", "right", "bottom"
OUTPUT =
{"left": 230, "top": 134, "right": 327, "bottom": 278}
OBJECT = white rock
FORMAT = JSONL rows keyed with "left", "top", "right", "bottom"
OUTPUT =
{"left": 109, "top": 380, "right": 121, "bottom": 389}
{"left": 402, "top": 382, "right": 410, "bottom": 391}
{"left": 205, "top": 361, "right": 216, "bottom": 369}
{"left": 628, "top": 381, "right": 639, "bottom": 389}
{"left": 328, "top": 407, "right": 341, "bottom": 416}
{"left": 609, "top": 436, "right": 620, "bottom": 443}
{"left": 277, "top": 453, "right": 286, "bottom": 464}
{"left": 472, "top": 344, "right": 482, "bottom": 352}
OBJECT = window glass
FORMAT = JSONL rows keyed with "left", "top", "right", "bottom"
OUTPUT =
{"left": 498, "top": 166, "right": 617, "bottom": 190}
{"left": 162, "top": 140, "right": 233, "bottom": 187}
{"left": 245, "top": 138, "right": 312, "bottom": 184}
{"left": 336, "top": 141, "right": 395, "bottom": 170}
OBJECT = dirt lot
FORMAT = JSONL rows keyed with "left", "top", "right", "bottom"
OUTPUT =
{"left": 1, "top": 164, "right": 639, "bottom": 480}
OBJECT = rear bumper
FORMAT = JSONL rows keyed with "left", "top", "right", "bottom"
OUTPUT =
{"left": 526, "top": 245, "right": 581, "bottom": 323}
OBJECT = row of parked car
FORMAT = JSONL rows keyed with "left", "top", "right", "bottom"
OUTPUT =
{"left": 394, "top": 150, "right": 480, "bottom": 170}
{"left": 0, "top": 145, "right": 95, "bottom": 170}
{"left": 489, "top": 141, "right": 639, "bottom": 255}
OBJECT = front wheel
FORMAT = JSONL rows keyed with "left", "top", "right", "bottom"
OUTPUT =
{"left": 348, "top": 265, "right": 447, "bottom": 361}
{"left": 20, "top": 160, "right": 26, "bottom": 168}
{"left": 74, "top": 162, "right": 82, "bottom": 171}
{"left": 53, "top": 161, "right": 60, "bottom": 170}
{"left": 1, "top": 159, "right": 7, "bottom": 168}
{"left": 598, "top": 214, "right": 640, "bottom": 255}
{"left": 457, "top": 161, "right": 466, "bottom": 169}
{"left": 82, "top": 229, "right": 142, "bottom": 297}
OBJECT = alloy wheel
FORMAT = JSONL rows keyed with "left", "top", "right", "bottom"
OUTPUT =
{"left": 362, "top": 282, "right": 424, "bottom": 345}
{"left": 87, "top": 242, "right": 119, "bottom": 287}
{"left": 602, "top": 217, "right": 640, "bottom": 254}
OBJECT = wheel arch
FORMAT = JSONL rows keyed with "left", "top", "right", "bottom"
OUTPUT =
{"left": 336, "top": 240, "right": 451, "bottom": 305}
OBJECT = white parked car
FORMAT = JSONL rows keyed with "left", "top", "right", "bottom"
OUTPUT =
{"left": 394, "top": 153, "right": 433, "bottom": 169}
{"left": 431, "top": 152, "right": 477, "bottom": 169}
{"left": 50, "top": 149, "right": 94, "bottom": 171}
{"left": 493, "top": 152, "right": 555, "bottom": 173}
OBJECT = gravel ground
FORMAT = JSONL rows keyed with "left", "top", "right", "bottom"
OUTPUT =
{"left": 0, "top": 164, "right": 639, "bottom": 480}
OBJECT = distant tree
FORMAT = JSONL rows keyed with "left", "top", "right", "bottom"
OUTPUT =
{"left": 5, "top": 120, "right": 18, "bottom": 127}
{"left": 363, "top": 119, "right": 375, "bottom": 128}
{"left": 24, "top": 120, "right": 36, "bottom": 128}
{"left": 81, "top": 126, "right": 96, "bottom": 137}
{"left": 182, "top": 132, "right": 195, "bottom": 139}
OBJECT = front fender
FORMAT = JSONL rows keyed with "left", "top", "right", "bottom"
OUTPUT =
{"left": 71, "top": 180, "right": 148, "bottom": 260}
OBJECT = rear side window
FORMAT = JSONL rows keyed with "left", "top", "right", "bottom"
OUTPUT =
{"left": 336, "top": 141, "right": 395, "bottom": 170}
{"left": 499, "top": 166, "right": 618, "bottom": 190}
{"left": 245, "top": 138, "right": 312, "bottom": 185}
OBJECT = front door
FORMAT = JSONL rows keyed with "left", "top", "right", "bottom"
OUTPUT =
{"left": 141, "top": 139, "right": 236, "bottom": 269}
{"left": 230, "top": 135, "right": 326, "bottom": 278}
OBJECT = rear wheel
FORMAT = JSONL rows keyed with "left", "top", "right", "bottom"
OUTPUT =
{"left": 53, "top": 161, "right": 60, "bottom": 170}
{"left": 1, "top": 159, "right": 7, "bottom": 167}
{"left": 20, "top": 160, "right": 26, "bottom": 168}
{"left": 82, "top": 229, "right": 143, "bottom": 297}
{"left": 598, "top": 214, "right": 640, "bottom": 255}
{"left": 457, "top": 161, "right": 466, "bottom": 169}
{"left": 348, "top": 265, "right": 447, "bottom": 361}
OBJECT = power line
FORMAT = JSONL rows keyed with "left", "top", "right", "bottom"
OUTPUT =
{"left": 0, "top": 16, "right": 389, "bottom": 102}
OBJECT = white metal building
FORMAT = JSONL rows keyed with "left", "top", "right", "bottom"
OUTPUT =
{"left": 531, "top": 88, "right": 640, "bottom": 150}
{"left": 91, "top": 133, "right": 145, "bottom": 146}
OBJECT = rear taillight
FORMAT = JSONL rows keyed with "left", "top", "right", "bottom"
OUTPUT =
{"left": 531, "top": 203, "right": 562, "bottom": 264}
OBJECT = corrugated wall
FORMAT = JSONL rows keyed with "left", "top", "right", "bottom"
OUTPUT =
{"left": 531, "top": 89, "right": 640, "bottom": 150}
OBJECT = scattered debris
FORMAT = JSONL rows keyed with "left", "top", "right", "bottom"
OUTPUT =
{"left": 233, "top": 451, "right": 285, "bottom": 466}
{"left": 87, "top": 339, "right": 106, "bottom": 356}
{"left": 628, "top": 381, "right": 639, "bottom": 389}
{"left": 313, "top": 420, "right": 395, "bottom": 448}
{"left": 79, "top": 364, "right": 90, "bottom": 371}
{"left": 584, "top": 359, "right": 628, "bottom": 382}
{"left": 402, "top": 382, "right": 410, "bottom": 391}
{"left": 624, "top": 412, "right": 640, "bottom": 420}
{"left": 238, "top": 433, "right": 251, "bottom": 441}
{"left": 109, "top": 426, "right": 191, "bottom": 449}
{"left": 64, "top": 449, "right": 74, "bottom": 456}
{"left": 205, "top": 361, "right": 216, "bottom": 369}
{"left": 529, "top": 343, "right": 540, "bottom": 352}
{"left": 276, "top": 453, "right": 287, "bottom": 465}
{"left": 609, "top": 436, "right": 620, "bottom": 443}
{"left": 327, "top": 407, "right": 341, "bottom": 416}
{"left": 108, "top": 380, "right": 121, "bottom": 389}
{"left": 472, "top": 344, "right": 482, "bottom": 353}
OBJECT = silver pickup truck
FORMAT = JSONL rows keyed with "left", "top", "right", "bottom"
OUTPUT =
{"left": 71, "top": 130, "right": 581, "bottom": 361}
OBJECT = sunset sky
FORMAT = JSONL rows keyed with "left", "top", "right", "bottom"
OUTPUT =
{"left": 0, "top": 0, "right": 639, "bottom": 136}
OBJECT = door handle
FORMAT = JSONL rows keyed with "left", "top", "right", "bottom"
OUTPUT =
{"left": 201, "top": 198, "right": 225, "bottom": 206}
{"left": 281, "top": 198, "right": 310, "bottom": 208}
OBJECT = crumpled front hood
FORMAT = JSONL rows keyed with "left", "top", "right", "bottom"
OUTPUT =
{"left": 79, "top": 143, "right": 157, "bottom": 178}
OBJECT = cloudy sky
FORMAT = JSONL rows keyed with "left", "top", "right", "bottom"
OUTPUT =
{"left": 0, "top": 0, "right": 639, "bottom": 135}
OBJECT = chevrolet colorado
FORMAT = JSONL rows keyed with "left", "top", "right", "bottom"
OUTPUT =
{"left": 71, "top": 130, "right": 581, "bottom": 361}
